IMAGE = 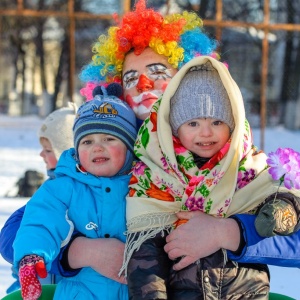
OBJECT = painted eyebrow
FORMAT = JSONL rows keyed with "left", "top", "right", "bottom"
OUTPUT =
{"left": 147, "top": 63, "right": 168, "bottom": 69}
{"left": 123, "top": 69, "right": 137, "bottom": 78}
{"left": 123, "top": 63, "right": 168, "bottom": 77}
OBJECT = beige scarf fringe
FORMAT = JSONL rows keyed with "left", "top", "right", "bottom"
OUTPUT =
{"left": 119, "top": 212, "right": 174, "bottom": 277}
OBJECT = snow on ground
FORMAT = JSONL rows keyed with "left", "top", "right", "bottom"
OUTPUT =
{"left": 0, "top": 114, "right": 300, "bottom": 299}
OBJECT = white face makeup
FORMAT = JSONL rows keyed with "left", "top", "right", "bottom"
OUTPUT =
{"left": 122, "top": 48, "right": 178, "bottom": 120}
{"left": 129, "top": 89, "right": 164, "bottom": 120}
{"left": 123, "top": 63, "right": 173, "bottom": 90}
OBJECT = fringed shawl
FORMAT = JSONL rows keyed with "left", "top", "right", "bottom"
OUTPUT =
{"left": 120, "top": 56, "right": 290, "bottom": 275}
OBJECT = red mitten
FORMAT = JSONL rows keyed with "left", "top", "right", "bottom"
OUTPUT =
{"left": 19, "top": 255, "right": 47, "bottom": 300}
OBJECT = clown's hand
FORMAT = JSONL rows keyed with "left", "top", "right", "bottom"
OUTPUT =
{"left": 255, "top": 200, "right": 298, "bottom": 237}
{"left": 19, "top": 254, "right": 47, "bottom": 300}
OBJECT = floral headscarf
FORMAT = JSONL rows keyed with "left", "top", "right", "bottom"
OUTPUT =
{"left": 120, "top": 56, "right": 286, "bottom": 274}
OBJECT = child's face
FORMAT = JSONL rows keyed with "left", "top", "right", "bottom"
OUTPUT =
{"left": 122, "top": 47, "right": 177, "bottom": 120}
{"left": 78, "top": 133, "right": 127, "bottom": 177}
{"left": 39, "top": 138, "right": 58, "bottom": 170}
{"left": 177, "top": 118, "right": 231, "bottom": 158}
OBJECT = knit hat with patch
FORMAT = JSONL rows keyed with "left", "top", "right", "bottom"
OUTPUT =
{"left": 73, "top": 83, "right": 137, "bottom": 175}
{"left": 39, "top": 103, "right": 77, "bottom": 160}
{"left": 169, "top": 61, "right": 235, "bottom": 136}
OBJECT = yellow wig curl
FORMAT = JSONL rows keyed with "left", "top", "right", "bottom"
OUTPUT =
{"left": 80, "top": 0, "right": 217, "bottom": 91}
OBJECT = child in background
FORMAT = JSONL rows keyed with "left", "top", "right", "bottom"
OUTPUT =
{"left": 123, "top": 56, "right": 300, "bottom": 299}
{"left": 0, "top": 103, "right": 77, "bottom": 293}
{"left": 13, "top": 84, "right": 137, "bottom": 300}
{"left": 39, "top": 104, "right": 77, "bottom": 179}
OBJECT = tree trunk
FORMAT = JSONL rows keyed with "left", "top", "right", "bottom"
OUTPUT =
{"left": 279, "top": 0, "right": 294, "bottom": 124}
{"left": 52, "top": 34, "right": 69, "bottom": 111}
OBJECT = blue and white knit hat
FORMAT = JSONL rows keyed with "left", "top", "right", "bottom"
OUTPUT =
{"left": 73, "top": 84, "right": 137, "bottom": 175}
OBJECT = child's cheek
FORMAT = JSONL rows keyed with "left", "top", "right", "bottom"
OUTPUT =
{"left": 78, "top": 150, "right": 90, "bottom": 167}
{"left": 47, "top": 156, "right": 57, "bottom": 169}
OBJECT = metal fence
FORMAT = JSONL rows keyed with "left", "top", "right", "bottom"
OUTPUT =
{"left": 1, "top": 0, "right": 300, "bottom": 149}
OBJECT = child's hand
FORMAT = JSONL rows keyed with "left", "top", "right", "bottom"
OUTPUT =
{"left": 19, "top": 254, "right": 47, "bottom": 300}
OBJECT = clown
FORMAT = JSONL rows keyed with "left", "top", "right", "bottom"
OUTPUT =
{"left": 79, "top": 0, "right": 218, "bottom": 122}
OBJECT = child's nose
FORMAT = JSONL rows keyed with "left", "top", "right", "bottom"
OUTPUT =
{"left": 136, "top": 74, "right": 154, "bottom": 93}
{"left": 94, "top": 143, "right": 104, "bottom": 151}
{"left": 200, "top": 124, "right": 213, "bottom": 136}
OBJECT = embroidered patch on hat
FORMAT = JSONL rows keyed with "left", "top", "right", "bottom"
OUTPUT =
{"left": 93, "top": 102, "right": 118, "bottom": 118}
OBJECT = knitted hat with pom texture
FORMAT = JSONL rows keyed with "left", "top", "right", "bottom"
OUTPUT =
{"left": 73, "top": 84, "right": 137, "bottom": 175}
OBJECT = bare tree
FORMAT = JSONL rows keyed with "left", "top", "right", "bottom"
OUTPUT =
{"left": 279, "top": 0, "right": 300, "bottom": 125}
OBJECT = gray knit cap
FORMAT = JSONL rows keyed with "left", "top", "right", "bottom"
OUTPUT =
{"left": 169, "top": 61, "right": 235, "bottom": 136}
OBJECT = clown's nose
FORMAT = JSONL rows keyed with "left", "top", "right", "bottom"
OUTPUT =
{"left": 136, "top": 74, "right": 154, "bottom": 92}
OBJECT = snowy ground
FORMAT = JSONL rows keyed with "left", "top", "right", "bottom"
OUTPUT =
{"left": 0, "top": 115, "right": 300, "bottom": 299}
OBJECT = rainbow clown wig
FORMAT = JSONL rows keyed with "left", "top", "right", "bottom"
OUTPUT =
{"left": 79, "top": 0, "right": 218, "bottom": 100}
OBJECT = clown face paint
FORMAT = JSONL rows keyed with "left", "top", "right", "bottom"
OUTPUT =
{"left": 125, "top": 89, "right": 165, "bottom": 120}
{"left": 122, "top": 47, "right": 178, "bottom": 120}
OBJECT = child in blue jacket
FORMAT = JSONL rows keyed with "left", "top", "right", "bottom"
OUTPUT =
{"left": 13, "top": 85, "right": 137, "bottom": 300}
{"left": 0, "top": 103, "right": 77, "bottom": 293}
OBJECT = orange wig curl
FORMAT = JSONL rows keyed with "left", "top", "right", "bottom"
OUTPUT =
{"left": 80, "top": 0, "right": 218, "bottom": 98}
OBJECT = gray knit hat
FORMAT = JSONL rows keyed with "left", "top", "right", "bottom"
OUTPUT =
{"left": 169, "top": 61, "right": 235, "bottom": 136}
{"left": 39, "top": 103, "right": 77, "bottom": 160}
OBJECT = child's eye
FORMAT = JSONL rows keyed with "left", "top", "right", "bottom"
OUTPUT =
{"left": 212, "top": 120, "right": 223, "bottom": 126}
{"left": 82, "top": 140, "right": 91, "bottom": 145}
{"left": 188, "top": 121, "right": 198, "bottom": 127}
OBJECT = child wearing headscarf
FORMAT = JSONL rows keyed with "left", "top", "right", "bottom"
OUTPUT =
{"left": 122, "top": 56, "right": 300, "bottom": 299}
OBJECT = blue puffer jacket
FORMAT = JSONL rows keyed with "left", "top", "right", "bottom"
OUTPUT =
{"left": 1, "top": 205, "right": 26, "bottom": 265}
{"left": 0, "top": 172, "right": 65, "bottom": 292}
{"left": 228, "top": 214, "right": 300, "bottom": 267}
{"left": 13, "top": 148, "right": 129, "bottom": 300}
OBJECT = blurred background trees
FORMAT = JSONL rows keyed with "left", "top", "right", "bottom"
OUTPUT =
{"left": 0, "top": 0, "right": 300, "bottom": 135}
